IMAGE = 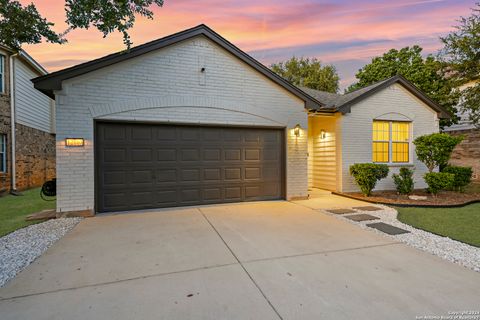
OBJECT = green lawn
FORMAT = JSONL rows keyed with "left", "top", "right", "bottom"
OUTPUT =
{"left": 396, "top": 203, "right": 480, "bottom": 247}
{"left": 0, "top": 188, "right": 55, "bottom": 237}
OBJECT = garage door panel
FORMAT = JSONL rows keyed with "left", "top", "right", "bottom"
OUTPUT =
{"left": 131, "top": 148, "right": 153, "bottom": 162}
{"left": 225, "top": 168, "right": 242, "bottom": 180}
{"left": 96, "top": 123, "right": 284, "bottom": 212}
{"left": 156, "top": 127, "right": 177, "bottom": 140}
{"left": 204, "top": 168, "right": 221, "bottom": 181}
{"left": 203, "top": 149, "right": 221, "bottom": 161}
{"left": 245, "top": 149, "right": 260, "bottom": 161}
{"left": 103, "top": 148, "right": 127, "bottom": 162}
{"left": 225, "top": 149, "right": 241, "bottom": 161}
{"left": 157, "top": 149, "right": 177, "bottom": 161}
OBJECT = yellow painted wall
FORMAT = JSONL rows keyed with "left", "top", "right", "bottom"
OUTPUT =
{"left": 308, "top": 114, "right": 339, "bottom": 191}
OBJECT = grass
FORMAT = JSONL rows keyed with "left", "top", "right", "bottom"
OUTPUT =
{"left": 0, "top": 188, "right": 55, "bottom": 237}
{"left": 396, "top": 203, "right": 480, "bottom": 247}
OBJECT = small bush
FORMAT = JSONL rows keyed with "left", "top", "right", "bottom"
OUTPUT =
{"left": 424, "top": 172, "right": 455, "bottom": 195}
{"left": 392, "top": 167, "right": 414, "bottom": 195}
{"left": 443, "top": 166, "right": 473, "bottom": 192}
{"left": 413, "top": 133, "right": 463, "bottom": 172}
{"left": 349, "top": 163, "right": 389, "bottom": 196}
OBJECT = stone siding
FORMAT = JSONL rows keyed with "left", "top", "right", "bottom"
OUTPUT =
{"left": 448, "top": 129, "right": 480, "bottom": 182}
{"left": 15, "top": 123, "right": 56, "bottom": 190}
{"left": 0, "top": 51, "right": 56, "bottom": 192}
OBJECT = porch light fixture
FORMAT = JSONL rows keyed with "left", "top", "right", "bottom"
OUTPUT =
{"left": 294, "top": 124, "right": 301, "bottom": 137}
{"left": 320, "top": 129, "right": 326, "bottom": 139}
{"left": 65, "top": 138, "right": 84, "bottom": 147}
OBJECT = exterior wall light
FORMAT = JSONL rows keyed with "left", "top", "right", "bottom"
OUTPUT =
{"left": 65, "top": 138, "right": 84, "bottom": 147}
{"left": 294, "top": 124, "right": 301, "bottom": 137}
{"left": 320, "top": 129, "right": 326, "bottom": 139}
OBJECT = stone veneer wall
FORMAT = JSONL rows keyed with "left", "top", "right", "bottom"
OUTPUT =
{"left": 15, "top": 123, "right": 56, "bottom": 190}
{"left": 0, "top": 52, "right": 56, "bottom": 192}
{"left": 448, "top": 129, "right": 480, "bottom": 182}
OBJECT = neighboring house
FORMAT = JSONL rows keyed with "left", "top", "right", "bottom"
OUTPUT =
{"left": 0, "top": 46, "right": 56, "bottom": 193}
{"left": 32, "top": 25, "right": 448, "bottom": 216}
{"left": 443, "top": 81, "right": 480, "bottom": 182}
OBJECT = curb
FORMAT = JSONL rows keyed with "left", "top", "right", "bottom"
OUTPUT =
{"left": 331, "top": 191, "right": 480, "bottom": 208}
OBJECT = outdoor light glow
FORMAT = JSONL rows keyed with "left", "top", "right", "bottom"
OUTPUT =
{"left": 294, "top": 124, "right": 301, "bottom": 137}
{"left": 320, "top": 129, "right": 326, "bottom": 139}
{"left": 65, "top": 138, "right": 85, "bottom": 147}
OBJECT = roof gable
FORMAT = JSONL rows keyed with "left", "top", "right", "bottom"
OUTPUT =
{"left": 32, "top": 24, "right": 324, "bottom": 109}
{"left": 304, "top": 75, "right": 450, "bottom": 119}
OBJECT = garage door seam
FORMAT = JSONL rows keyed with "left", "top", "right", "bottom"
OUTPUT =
{"left": 197, "top": 208, "right": 284, "bottom": 320}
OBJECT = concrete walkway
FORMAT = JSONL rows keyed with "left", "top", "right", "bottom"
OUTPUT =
{"left": 1, "top": 200, "right": 478, "bottom": 319}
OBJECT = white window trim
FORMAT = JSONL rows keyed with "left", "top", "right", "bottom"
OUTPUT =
{"left": 0, "top": 54, "right": 5, "bottom": 94}
{"left": 373, "top": 120, "right": 413, "bottom": 166}
{"left": 0, "top": 134, "right": 6, "bottom": 173}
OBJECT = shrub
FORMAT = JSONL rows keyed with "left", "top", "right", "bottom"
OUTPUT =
{"left": 443, "top": 166, "right": 473, "bottom": 192}
{"left": 349, "top": 163, "right": 389, "bottom": 196}
{"left": 424, "top": 172, "right": 455, "bottom": 195}
{"left": 392, "top": 167, "right": 414, "bottom": 195}
{"left": 413, "top": 133, "right": 463, "bottom": 172}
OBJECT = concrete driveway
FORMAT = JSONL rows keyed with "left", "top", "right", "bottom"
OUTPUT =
{"left": 0, "top": 201, "right": 478, "bottom": 319}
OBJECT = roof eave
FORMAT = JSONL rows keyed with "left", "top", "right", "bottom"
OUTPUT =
{"left": 32, "top": 25, "right": 325, "bottom": 109}
{"left": 337, "top": 75, "right": 451, "bottom": 119}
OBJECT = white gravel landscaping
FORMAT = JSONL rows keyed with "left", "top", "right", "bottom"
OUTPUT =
{"left": 0, "top": 218, "right": 83, "bottom": 287}
{"left": 323, "top": 205, "right": 480, "bottom": 273}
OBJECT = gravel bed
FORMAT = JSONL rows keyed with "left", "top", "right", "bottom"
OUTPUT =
{"left": 323, "top": 205, "right": 480, "bottom": 273}
{"left": 0, "top": 218, "right": 83, "bottom": 287}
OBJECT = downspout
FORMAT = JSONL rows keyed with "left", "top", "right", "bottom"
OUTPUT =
{"left": 9, "top": 53, "right": 18, "bottom": 193}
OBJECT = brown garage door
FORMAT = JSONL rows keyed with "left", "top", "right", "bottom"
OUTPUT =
{"left": 95, "top": 122, "right": 285, "bottom": 212}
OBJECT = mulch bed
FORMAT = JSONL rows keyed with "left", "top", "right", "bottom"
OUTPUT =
{"left": 334, "top": 190, "right": 480, "bottom": 207}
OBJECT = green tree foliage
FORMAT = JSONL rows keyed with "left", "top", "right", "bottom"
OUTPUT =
{"left": 0, "top": 0, "right": 65, "bottom": 50}
{"left": 271, "top": 57, "right": 340, "bottom": 93}
{"left": 443, "top": 166, "right": 473, "bottom": 192}
{"left": 0, "top": 0, "right": 164, "bottom": 51}
{"left": 392, "top": 167, "right": 415, "bottom": 195}
{"left": 65, "top": 0, "right": 164, "bottom": 48}
{"left": 413, "top": 133, "right": 463, "bottom": 172}
{"left": 347, "top": 46, "right": 460, "bottom": 128}
{"left": 424, "top": 172, "right": 455, "bottom": 195}
{"left": 440, "top": 3, "right": 480, "bottom": 128}
{"left": 349, "top": 163, "right": 389, "bottom": 196}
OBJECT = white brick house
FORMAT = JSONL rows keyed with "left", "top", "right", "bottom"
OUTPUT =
{"left": 33, "top": 25, "right": 449, "bottom": 215}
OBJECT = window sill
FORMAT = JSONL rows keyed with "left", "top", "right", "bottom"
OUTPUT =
{"left": 373, "top": 162, "right": 414, "bottom": 167}
{"left": 387, "top": 163, "right": 414, "bottom": 167}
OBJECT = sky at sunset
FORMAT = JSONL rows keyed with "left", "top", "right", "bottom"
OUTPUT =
{"left": 21, "top": 0, "right": 475, "bottom": 89}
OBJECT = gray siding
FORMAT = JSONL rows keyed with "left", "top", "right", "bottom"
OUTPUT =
{"left": 14, "top": 59, "right": 54, "bottom": 133}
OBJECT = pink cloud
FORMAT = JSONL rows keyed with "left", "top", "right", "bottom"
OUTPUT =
{"left": 18, "top": 0, "right": 473, "bottom": 89}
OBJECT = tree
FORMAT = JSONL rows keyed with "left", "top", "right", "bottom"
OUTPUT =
{"left": 413, "top": 133, "right": 463, "bottom": 172}
{"left": 0, "top": 0, "right": 65, "bottom": 50}
{"left": 0, "top": 0, "right": 164, "bottom": 51}
{"left": 440, "top": 3, "right": 480, "bottom": 128}
{"left": 347, "top": 46, "right": 460, "bottom": 128}
{"left": 271, "top": 57, "right": 340, "bottom": 93}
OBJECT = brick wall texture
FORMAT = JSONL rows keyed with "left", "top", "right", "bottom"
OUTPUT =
{"left": 55, "top": 36, "right": 308, "bottom": 213}
{"left": 448, "top": 129, "right": 480, "bottom": 182}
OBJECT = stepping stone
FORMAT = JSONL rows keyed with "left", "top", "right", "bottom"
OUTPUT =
{"left": 367, "top": 222, "right": 410, "bottom": 235}
{"left": 326, "top": 208, "right": 356, "bottom": 215}
{"left": 352, "top": 206, "right": 382, "bottom": 211}
{"left": 345, "top": 214, "right": 380, "bottom": 222}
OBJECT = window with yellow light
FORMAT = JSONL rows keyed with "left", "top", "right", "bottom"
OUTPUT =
{"left": 372, "top": 121, "right": 410, "bottom": 163}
